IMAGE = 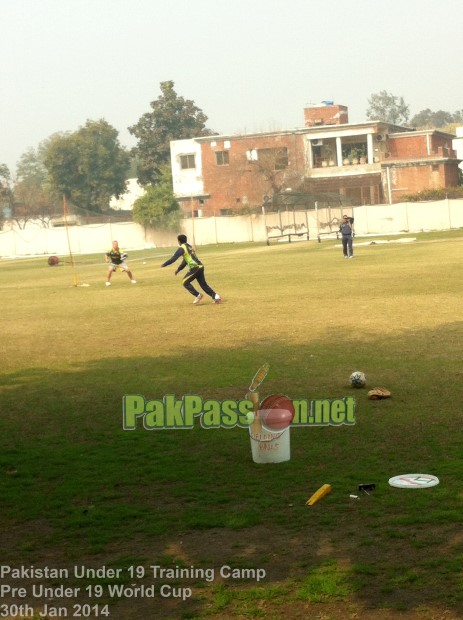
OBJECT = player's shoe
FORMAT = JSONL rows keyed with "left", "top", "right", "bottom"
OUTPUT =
{"left": 131, "top": 279, "right": 137, "bottom": 283}
{"left": 213, "top": 294, "right": 222, "bottom": 304}
{"left": 193, "top": 294, "right": 204, "bottom": 305}
{"left": 105, "top": 282, "right": 111, "bottom": 286}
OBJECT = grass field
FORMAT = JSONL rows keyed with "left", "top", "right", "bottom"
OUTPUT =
{"left": 2, "top": 231, "right": 463, "bottom": 620}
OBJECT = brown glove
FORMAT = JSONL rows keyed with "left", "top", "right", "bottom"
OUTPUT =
{"left": 368, "top": 387, "right": 391, "bottom": 400}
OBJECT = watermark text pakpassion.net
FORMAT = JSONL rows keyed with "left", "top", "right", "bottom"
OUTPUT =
{"left": 122, "top": 394, "right": 356, "bottom": 430}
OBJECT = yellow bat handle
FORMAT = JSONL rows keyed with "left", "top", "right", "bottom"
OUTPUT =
{"left": 249, "top": 363, "right": 269, "bottom": 392}
{"left": 306, "top": 484, "right": 332, "bottom": 506}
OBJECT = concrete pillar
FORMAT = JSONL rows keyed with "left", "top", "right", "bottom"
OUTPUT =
{"left": 367, "top": 134, "right": 374, "bottom": 164}
{"left": 336, "top": 137, "right": 343, "bottom": 166}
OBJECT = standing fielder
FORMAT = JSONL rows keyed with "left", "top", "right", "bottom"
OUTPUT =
{"left": 339, "top": 215, "right": 354, "bottom": 259}
{"left": 105, "top": 240, "right": 136, "bottom": 285}
{"left": 161, "top": 234, "right": 222, "bottom": 304}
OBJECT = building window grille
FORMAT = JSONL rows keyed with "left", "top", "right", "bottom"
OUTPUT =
{"left": 180, "top": 154, "right": 196, "bottom": 169}
{"left": 215, "top": 151, "right": 230, "bottom": 166}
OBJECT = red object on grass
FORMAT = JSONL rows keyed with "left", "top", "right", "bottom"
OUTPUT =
{"left": 259, "top": 394, "right": 295, "bottom": 431}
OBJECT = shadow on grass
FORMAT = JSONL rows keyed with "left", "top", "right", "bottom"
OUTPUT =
{"left": 1, "top": 323, "right": 463, "bottom": 617}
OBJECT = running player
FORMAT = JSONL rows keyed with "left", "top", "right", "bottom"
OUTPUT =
{"left": 161, "top": 234, "right": 221, "bottom": 304}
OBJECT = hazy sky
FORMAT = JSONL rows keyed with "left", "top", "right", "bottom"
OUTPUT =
{"left": 1, "top": 0, "right": 462, "bottom": 173}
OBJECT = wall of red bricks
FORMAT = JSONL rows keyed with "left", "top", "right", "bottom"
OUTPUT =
{"left": 388, "top": 135, "right": 427, "bottom": 158}
{"left": 304, "top": 104, "right": 349, "bottom": 127}
{"left": 388, "top": 134, "right": 457, "bottom": 159}
{"left": 387, "top": 163, "right": 460, "bottom": 201}
{"left": 198, "top": 134, "right": 305, "bottom": 216}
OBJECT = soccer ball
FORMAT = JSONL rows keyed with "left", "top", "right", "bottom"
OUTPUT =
{"left": 350, "top": 371, "right": 366, "bottom": 388}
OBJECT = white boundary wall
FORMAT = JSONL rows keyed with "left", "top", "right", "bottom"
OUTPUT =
{"left": 0, "top": 221, "right": 180, "bottom": 257}
{"left": 1, "top": 199, "right": 463, "bottom": 256}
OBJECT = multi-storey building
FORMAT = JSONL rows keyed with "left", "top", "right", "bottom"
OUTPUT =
{"left": 170, "top": 102, "right": 460, "bottom": 217}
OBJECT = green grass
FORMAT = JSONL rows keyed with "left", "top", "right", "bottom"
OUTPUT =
{"left": 296, "top": 560, "right": 359, "bottom": 602}
{"left": 2, "top": 230, "right": 463, "bottom": 618}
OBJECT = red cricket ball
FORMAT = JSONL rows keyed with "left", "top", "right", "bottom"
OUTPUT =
{"left": 259, "top": 394, "right": 295, "bottom": 432}
{"left": 48, "top": 255, "right": 60, "bottom": 266}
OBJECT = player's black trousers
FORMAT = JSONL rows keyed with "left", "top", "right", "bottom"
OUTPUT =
{"left": 182, "top": 266, "right": 216, "bottom": 298}
{"left": 342, "top": 235, "right": 353, "bottom": 257}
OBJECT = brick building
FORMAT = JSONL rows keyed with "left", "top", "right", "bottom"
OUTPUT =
{"left": 170, "top": 103, "right": 460, "bottom": 217}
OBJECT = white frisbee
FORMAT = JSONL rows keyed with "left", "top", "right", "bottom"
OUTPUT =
{"left": 388, "top": 474, "right": 439, "bottom": 489}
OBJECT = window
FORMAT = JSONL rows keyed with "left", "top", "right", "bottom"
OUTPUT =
{"left": 180, "top": 154, "right": 196, "bottom": 169}
{"left": 246, "top": 149, "right": 258, "bottom": 161}
{"left": 220, "top": 208, "right": 233, "bottom": 216}
{"left": 256, "top": 147, "right": 288, "bottom": 170}
{"left": 215, "top": 151, "right": 229, "bottom": 166}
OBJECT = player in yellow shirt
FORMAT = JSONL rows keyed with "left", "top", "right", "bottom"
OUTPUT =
{"left": 105, "top": 240, "right": 136, "bottom": 286}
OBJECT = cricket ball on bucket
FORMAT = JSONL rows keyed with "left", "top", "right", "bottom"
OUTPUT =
{"left": 259, "top": 394, "right": 295, "bottom": 432}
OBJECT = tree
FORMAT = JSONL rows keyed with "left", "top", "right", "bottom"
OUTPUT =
{"left": 0, "top": 164, "right": 13, "bottom": 229}
{"left": 366, "top": 90, "right": 410, "bottom": 125}
{"left": 129, "top": 81, "right": 216, "bottom": 185}
{"left": 442, "top": 123, "right": 460, "bottom": 136}
{"left": 244, "top": 148, "right": 304, "bottom": 207}
{"left": 410, "top": 109, "right": 450, "bottom": 129}
{"left": 43, "top": 120, "right": 130, "bottom": 213}
{"left": 13, "top": 147, "right": 61, "bottom": 227}
{"left": 410, "top": 108, "right": 463, "bottom": 129}
{"left": 132, "top": 165, "right": 181, "bottom": 230}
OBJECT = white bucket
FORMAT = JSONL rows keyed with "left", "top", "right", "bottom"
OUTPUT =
{"left": 246, "top": 391, "right": 291, "bottom": 463}
{"left": 249, "top": 423, "right": 291, "bottom": 463}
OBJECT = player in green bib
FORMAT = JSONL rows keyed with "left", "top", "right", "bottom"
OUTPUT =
{"left": 161, "top": 235, "right": 222, "bottom": 304}
{"left": 105, "top": 240, "right": 136, "bottom": 286}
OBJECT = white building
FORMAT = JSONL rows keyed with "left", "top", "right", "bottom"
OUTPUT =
{"left": 452, "top": 127, "right": 463, "bottom": 171}
{"left": 109, "top": 178, "right": 145, "bottom": 210}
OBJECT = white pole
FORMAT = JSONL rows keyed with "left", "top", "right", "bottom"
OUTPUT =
{"left": 315, "top": 201, "right": 319, "bottom": 238}
{"left": 262, "top": 205, "right": 268, "bottom": 244}
{"left": 386, "top": 167, "right": 392, "bottom": 205}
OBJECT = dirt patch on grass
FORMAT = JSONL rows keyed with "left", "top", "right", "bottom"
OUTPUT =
{"left": 98, "top": 523, "right": 463, "bottom": 619}
{"left": 2, "top": 522, "right": 455, "bottom": 619}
